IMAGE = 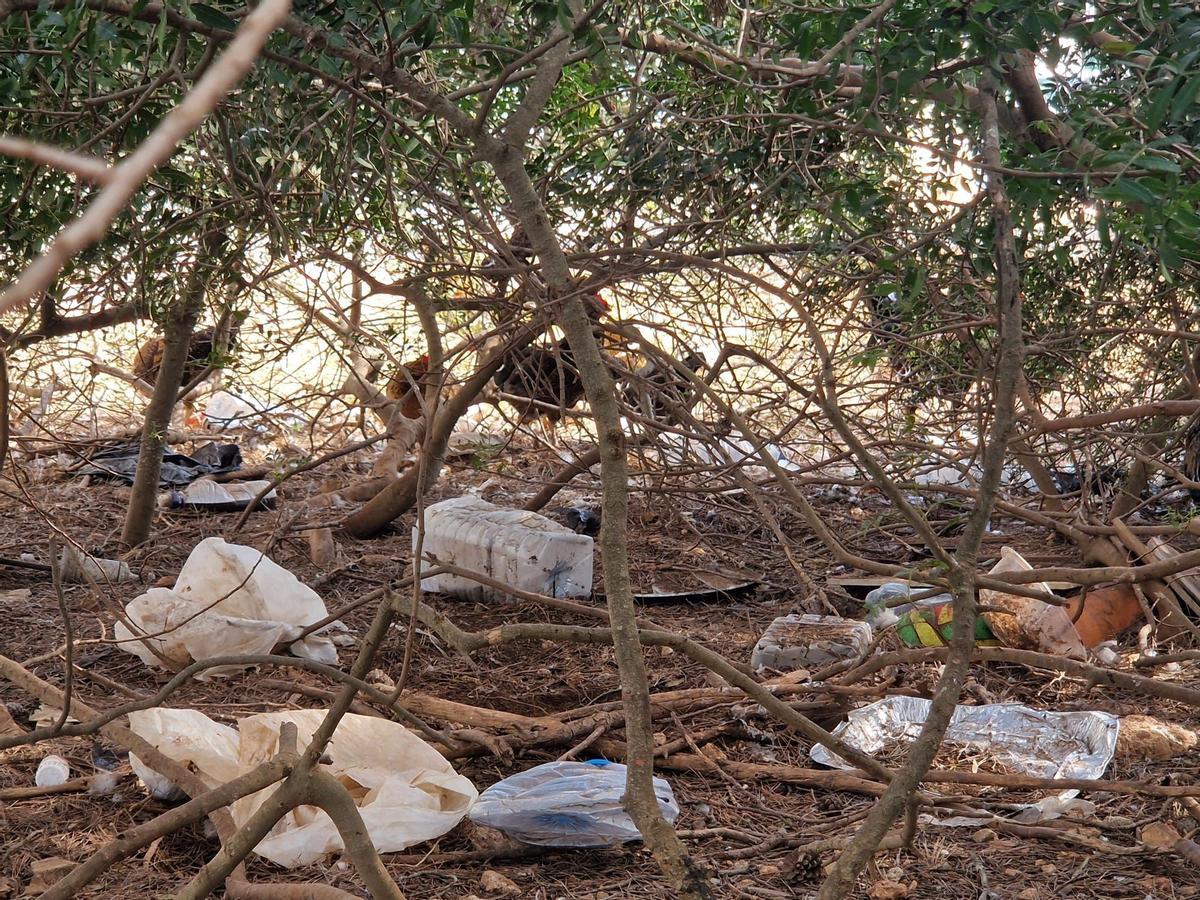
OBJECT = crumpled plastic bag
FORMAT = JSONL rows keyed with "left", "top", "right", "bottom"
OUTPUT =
{"left": 115, "top": 537, "right": 343, "bottom": 678}
{"left": 810, "top": 695, "right": 1119, "bottom": 825}
{"left": 468, "top": 759, "right": 680, "bottom": 847}
{"left": 127, "top": 708, "right": 478, "bottom": 867}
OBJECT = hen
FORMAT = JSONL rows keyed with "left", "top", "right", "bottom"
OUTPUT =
{"left": 384, "top": 352, "right": 434, "bottom": 419}
{"left": 131, "top": 324, "right": 238, "bottom": 387}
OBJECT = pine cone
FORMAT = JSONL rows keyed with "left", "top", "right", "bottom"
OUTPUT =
{"left": 787, "top": 850, "right": 824, "bottom": 884}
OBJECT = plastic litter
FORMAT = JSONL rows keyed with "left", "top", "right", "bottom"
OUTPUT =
{"left": 981, "top": 547, "right": 1087, "bottom": 659}
{"left": 58, "top": 545, "right": 136, "bottom": 584}
{"left": 128, "top": 708, "right": 477, "bottom": 867}
{"left": 114, "top": 537, "right": 342, "bottom": 679}
{"left": 1064, "top": 583, "right": 1143, "bottom": 648}
{"left": 34, "top": 754, "right": 69, "bottom": 787}
{"left": 810, "top": 696, "right": 1119, "bottom": 825}
{"left": 864, "top": 583, "right": 999, "bottom": 648}
{"left": 751, "top": 614, "right": 873, "bottom": 670}
{"left": 417, "top": 496, "right": 593, "bottom": 600}
{"left": 76, "top": 441, "right": 242, "bottom": 486}
{"left": 468, "top": 759, "right": 680, "bottom": 847}
{"left": 160, "top": 479, "right": 277, "bottom": 512}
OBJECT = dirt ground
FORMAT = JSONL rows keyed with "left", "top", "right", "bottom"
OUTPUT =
{"left": 2, "top": 438, "right": 1200, "bottom": 899}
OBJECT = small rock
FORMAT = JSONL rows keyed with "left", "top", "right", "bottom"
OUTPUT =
{"left": 307, "top": 527, "right": 336, "bottom": 566}
{"left": 1040, "top": 863, "right": 1056, "bottom": 875}
{"left": 479, "top": 870, "right": 520, "bottom": 896}
{"left": 972, "top": 828, "right": 998, "bottom": 843}
{"left": 365, "top": 669, "right": 395, "bottom": 690}
{"left": 26, "top": 858, "right": 73, "bottom": 896}
{"left": 1016, "top": 889, "right": 1039, "bottom": 900}
{"left": 867, "top": 879, "right": 911, "bottom": 900}
{"left": 758, "top": 864, "right": 781, "bottom": 877}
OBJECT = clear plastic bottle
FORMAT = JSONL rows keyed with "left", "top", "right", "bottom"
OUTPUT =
{"left": 864, "top": 582, "right": 999, "bottom": 648}
{"left": 468, "top": 759, "right": 679, "bottom": 847}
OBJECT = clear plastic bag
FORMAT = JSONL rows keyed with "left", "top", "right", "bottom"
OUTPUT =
{"left": 468, "top": 759, "right": 680, "bottom": 847}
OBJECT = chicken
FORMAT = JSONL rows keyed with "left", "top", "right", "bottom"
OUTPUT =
{"left": 131, "top": 324, "right": 238, "bottom": 387}
{"left": 1184, "top": 421, "right": 1200, "bottom": 502}
{"left": 383, "top": 353, "right": 434, "bottom": 419}
{"left": 491, "top": 293, "right": 613, "bottom": 433}
{"left": 622, "top": 350, "right": 705, "bottom": 425}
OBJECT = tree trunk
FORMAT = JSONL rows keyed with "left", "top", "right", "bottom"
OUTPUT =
{"left": 486, "top": 149, "right": 710, "bottom": 898}
{"left": 120, "top": 234, "right": 217, "bottom": 547}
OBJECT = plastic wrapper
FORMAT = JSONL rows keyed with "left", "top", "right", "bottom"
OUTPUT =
{"left": 468, "top": 759, "right": 680, "bottom": 847}
{"left": 115, "top": 538, "right": 341, "bottom": 679}
{"left": 810, "top": 696, "right": 1119, "bottom": 825}
{"left": 128, "top": 708, "right": 477, "bottom": 867}
{"left": 751, "top": 614, "right": 872, "bottom": 670}
{"left": 864, "top": 583, "right": 999, "bottom": 648}
{"left": 980, "top": 547, "right": 1087, "bottom": 659}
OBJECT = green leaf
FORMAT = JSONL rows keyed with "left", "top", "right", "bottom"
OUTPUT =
{"left": 1136, "top": 154, "right": 1181, "bottom": 173}
{"left": 1100, "top": 178, "right": 1158, "bottom": 206}
{"left": 1170, "top": 76, "right": 1200, "bottom": 123}
{"left": 1144, "top": 77, "right": 1180, "bottom": 132}
{"left": 192, "top": 3, "right": 237, "bottom": 30}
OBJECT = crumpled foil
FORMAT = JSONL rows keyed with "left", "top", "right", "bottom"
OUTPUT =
{"left": 810, "top": 696, "right": 1119, "bottom": 826}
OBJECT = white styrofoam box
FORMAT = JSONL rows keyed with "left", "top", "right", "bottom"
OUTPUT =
{"left": 415, "top": 496, "right": 594, "bottom": 600}
{"left": 751, "top": 614, "right": 873, "bottom": 671}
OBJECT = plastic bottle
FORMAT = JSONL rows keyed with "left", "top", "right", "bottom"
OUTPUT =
{"left": 467, "top": 759, "right": 679, "bottom": 847}
{"left": 416, "top": 496, "right": 594, "bottom": 600}
{"left": 864, "top": 582, "right": 999, "bottom": 648}
{"left": 35, "top": 754, "right": 70, "bottom": 786}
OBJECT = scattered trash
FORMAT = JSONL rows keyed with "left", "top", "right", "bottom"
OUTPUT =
{"left": 980, "top": 548, "right": 1087, "bottom": 659}
{"left": 417, "top": 496, "right": 593, "bottom": 600}
{"left": 25, "top": 858, "right": 74, "bottom": 897}
{"left": 864, "top": 583, "right": 999, "bottom": 648}
{"left": 159, "top": 478, "right": 277, "bottom": 512}
{"left": 29, "top": 704, "right": 78, "bottom": 729}
{"left": 114, "top": 537, "right": 342, "bottom": 679}
{"left": 468, "top": 759, "right": 679, "bottom": 847}
{"left": 810, "top": 696, "right": 1119, "bottom": 825}
{"left": 623, "top": 578, "right": 759, "bottom": 605}
{"left": 553, "top": 505, "right": 601, "bottom": 537}
{"left": 91, "top": 744, "right": 124, "bottom": 771}
{"left": 1091, "top": 641, "right": 1121, "bottom": 667}
{"left": 127, "top": 708, "right": 477, "bottom": 867}
{"left": 202, "top": 390, "right": 286, "bottom": 432}
{"left": 89, "top": 770, "right": 122, "bottom": 797}
{"left": 58, "top": 545, "right": 136, "bottom": 584}
{"left": 34, "top": 755, "right": 69, "bottom": 787}
{"left": 1115, "top": 715, "right": 1198, "bottom": 762}
{"left": 445, "top": 430, "right": 505, "bottom": 458}
{"left": 1064, "top": 583, "right": 1143, "bottom": 647}
{"left": 76, "top": 441, "right": 242, "bottom": 486}
{"left": 751, "top": 614, "right": 873, "bottom": 670}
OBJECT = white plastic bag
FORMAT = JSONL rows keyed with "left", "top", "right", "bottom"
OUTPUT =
{"left": 127, "top": 708, "right": 478, "bottom": 867}
{"left": 115, "top": 538, "right": 340, "bottom": 678}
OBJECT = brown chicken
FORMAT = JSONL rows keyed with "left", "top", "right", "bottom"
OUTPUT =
{"left": 131, "top": 324, "right": 238, "bottom": 387}
{"left": 492, "top": 293, "right": 620, "bottom": 430}
{"left": 383, "top": 353, "right": 434, "bottom": 419}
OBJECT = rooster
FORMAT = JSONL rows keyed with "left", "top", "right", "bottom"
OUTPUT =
{"left": 383, "top": 353, "right": 434, "bottom": 419}
{"left": 492, "top": 293, "right": 619, "bottom": 438}
{"left": 131, "top": 324, "right": 237, "bottom": 388}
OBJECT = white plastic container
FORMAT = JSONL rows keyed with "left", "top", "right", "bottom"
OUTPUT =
{"left": 416, "top": 496, "right": 593, "bottom": 600}
{"left": 35, "top": 754, "right": 70, "bottom": 787}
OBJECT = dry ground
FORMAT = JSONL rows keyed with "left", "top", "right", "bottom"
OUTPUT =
{"left": 2, "top": 438, "right": 1199, "bottom": 899}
